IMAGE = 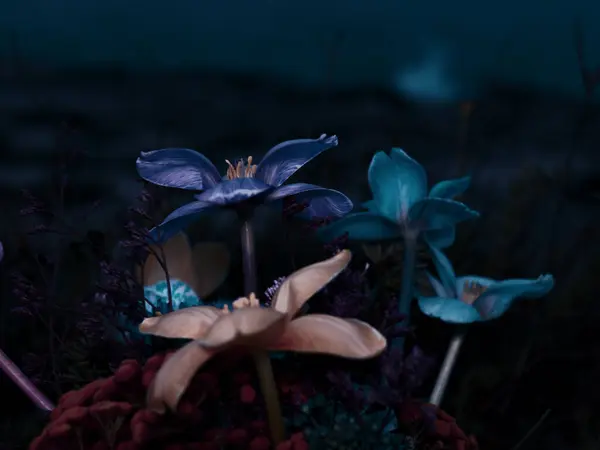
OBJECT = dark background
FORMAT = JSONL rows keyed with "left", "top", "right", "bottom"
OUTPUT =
{"left": 2, "top": 1, "right": 600, "bottom": 449}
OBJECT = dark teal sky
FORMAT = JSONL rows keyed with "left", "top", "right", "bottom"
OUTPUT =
{"left": 1, "top": 0, "right": 597, "bottom": 99}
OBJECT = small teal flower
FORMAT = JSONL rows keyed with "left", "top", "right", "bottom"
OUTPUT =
{"left": 419, "top": 245, "right": 555, "bottom": 323}
{"left": 143, "top": 279, "right": 204, "bottom": 314}
{"left": 318, "top": 148, "right": 477, "bottom": 244}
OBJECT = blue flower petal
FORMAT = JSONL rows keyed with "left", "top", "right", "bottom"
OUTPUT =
{"left": 388, "top": 148, "right": 428, "bottom": 204}
{"left": 367, "top": 153, "right": 402, "bottom": 221}
{"left": 408, "top": 198, "right": 479, "bottom": 231}
{"left": 425, "top": 272, "right": 447, "bottom": 298}
{"left": 418, "top": 296, "right": 482, "bottom": 324}
{"left": 149, "top": 200, "right": 217, "bottom": 243}
{"left": 266, "top": 183, "right": 353, "bottom": 218}
{"left": 428, "top": 245, "right": 457, "bottom": 296}
{"left": 317, "top": 212, "right": 401, "bottom": 242}
{"left": 367, "top": 149, "right": 427, "bottom": 222}
{"left": 194, "top": 178, "right": 273, "bottom": 205}
{"left": 143, "top": 279, "right": 203, "bottom": 315}
{"left": 429, "top": 176, "right": 471, "bottom": 199}
{"left": 136, "top": 148, "right": 222, "bottom": 190}
{"left": 472, "top": 274, "right": 554, "bottom": 321}
{"left": 424, "top": 226, "right": 456, "bottom": 249}
{"left": 255, "top": 134, "right": 338, "bottom": 187}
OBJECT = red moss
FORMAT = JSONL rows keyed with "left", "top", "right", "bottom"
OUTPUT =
{"left": 30, "top": 351, "right": 334, "bottom": 450}
{"left": 54, "top": 406, "right": 90, "bottom": 427}
{"left": 276, "top": 432, "right": 309, "bottom": 450}
{"left": 250, "top": 420, "right": 267, "bottom": 433}
{"left": 202, "top": 428, "right": 226, "bottom": 442}
{"left": 93, "top": 378, "right": 121, "bottom": 402}
{"left": 249, "top": 436, "right": 271, "bottom": 450}
{"left": 240, "top": 384, "right": 257, "bottom": 404}
{"left": 114, "top": 443, "right": 140, "bottom": 450}
{"left": 186, "top": 443, "right": 219, "bottom": 450}
{"left": 113, "top": 360, "right": 142, "bottom": 384}
{"left": 140, "top": 370, "right": 156, "bottom": 389}
{"left": 232, "top": 371, "right": 251, "bottom": 385}
{"left": 90, "top": 401, "right": 133, "bottom": 423}
{"left": 396, "top": 400, "right": 478, "bottom": 450}
{"left": 226, "top": 428, "right": 249, "bottom": 445}
{"left": 51, "top": 378, "right": 108, "bottom": 420}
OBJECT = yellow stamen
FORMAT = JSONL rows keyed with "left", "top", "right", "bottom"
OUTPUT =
{"left": 224, "top": 156, "right": 257, "bottom": 180}
{"left": 232, "top": 292, "right": 261, "bottom": 309}
{"left": 461, "top": 281, "right": 487, "bottom": 305}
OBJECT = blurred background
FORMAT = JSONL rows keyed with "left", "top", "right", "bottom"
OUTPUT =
{"left": 1, "top": 0, "right": 600, "bottom": 449}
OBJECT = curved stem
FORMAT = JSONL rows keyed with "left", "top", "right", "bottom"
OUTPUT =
{"left": 510, "top": 409, "right": 551, "bottom": 450}
{"left": 429, "top": 329, "right": 466, "bottom": 406}
{"left": 240, "top": 220, "right": 285, "bottom": 444}
{"left": 0, "top": 348, "right": 54, "bottom": 411}
{"left": 395, "top": 235, "right": 418, "bottom": 348}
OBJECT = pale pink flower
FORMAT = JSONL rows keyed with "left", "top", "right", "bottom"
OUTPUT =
{"left": 139, "top": 250, "right": 387, "bottom": 413}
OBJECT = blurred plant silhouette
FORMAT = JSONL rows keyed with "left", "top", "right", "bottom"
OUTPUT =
{"left": 2, "top": 120, "right": 598, "bottom": 450}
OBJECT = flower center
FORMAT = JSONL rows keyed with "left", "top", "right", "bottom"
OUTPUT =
{"left": 460, "top": 281, "right": 488, "bottom": 305}
{"left": 221, "top": 292, "right": 261, "bottom": 313}
{"left": 225, "top": 156, "right": 257, "bottom": 180}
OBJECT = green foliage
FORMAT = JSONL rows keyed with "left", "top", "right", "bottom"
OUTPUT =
{"left": 288, "top": 394, "right": 405, "bottom": 450}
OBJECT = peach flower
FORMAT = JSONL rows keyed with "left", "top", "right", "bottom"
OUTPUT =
{"left": 139, "top": 250, "right": 387, "bottom": 413}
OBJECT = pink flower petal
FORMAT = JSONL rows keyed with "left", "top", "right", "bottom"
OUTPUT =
{"left": 139, "top": 306, "right": 222, "bottom": 339}
{"left": 147, "top": 340, "right": 216, "bottom": 413}
{"left": 271, "top": 250, "right": 351, "bottom": 316}
{"left": 270, "top": 314, "right": 387, "bottom": 359}
{"left": 199, "top": 307, "right": 287, "bottom": 349}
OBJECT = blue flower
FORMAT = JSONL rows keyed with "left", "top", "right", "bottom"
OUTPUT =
{"left": 418, "top": 246, "right": 555, "bottom": 323}
{"left": 319, "top": 148, "right": 477, "bottom": 244}
{"left": 136, "top": 134, "right": 353, "bottom": 242}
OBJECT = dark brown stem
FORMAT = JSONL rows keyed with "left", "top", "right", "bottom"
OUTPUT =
{"left": 240, "top": 220, "right": 285, "bottom": 444}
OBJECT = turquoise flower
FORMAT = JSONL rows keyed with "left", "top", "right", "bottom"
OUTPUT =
{"left": 419, "top": 245, "right": 555, "bottom": 323}
{"left": 317, "top": 149, "right": 478, "bottom": 344}
{"left": 143, "top": 280, "right": 205, "bottom": 314}
{"left": 319, "top": 148, "right": 477, "bottom": 244}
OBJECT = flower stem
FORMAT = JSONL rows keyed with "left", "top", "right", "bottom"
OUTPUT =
{"left": 429, "top": 329, "right": 466, "bottom": 406}
{"left": 395, "top": 235, "right": 418, "bottom": 348}
{"left": 240, "top": 219, "right": 285, "bottom": 445}
{"left": 0, "top": 348, "right": 54, "bottom": 411}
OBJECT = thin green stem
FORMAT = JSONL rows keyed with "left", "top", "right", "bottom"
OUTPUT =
{"left": 240, "top": 219, "right": 285, "bottom": 445}
{"left": 510, "top": 409, "right": 551, "bottom": 450}
{"left": 395, "top": 235, "right": 418, "bottom": 348}
{"left": 429, "top": 329, "right": 466, "bottom": 406}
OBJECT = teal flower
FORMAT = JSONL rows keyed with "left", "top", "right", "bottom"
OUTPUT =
{"left": 419, "top": 245, "right": 555, "bottom": 323}
{"left": 319, "top": 149, "right": 477, "bottom": 244}
{"left": 143, "top": 280, "right": 204, "bottom": 314}
{"left": 317, "top": 149, "right": 478, "bottom": 344}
